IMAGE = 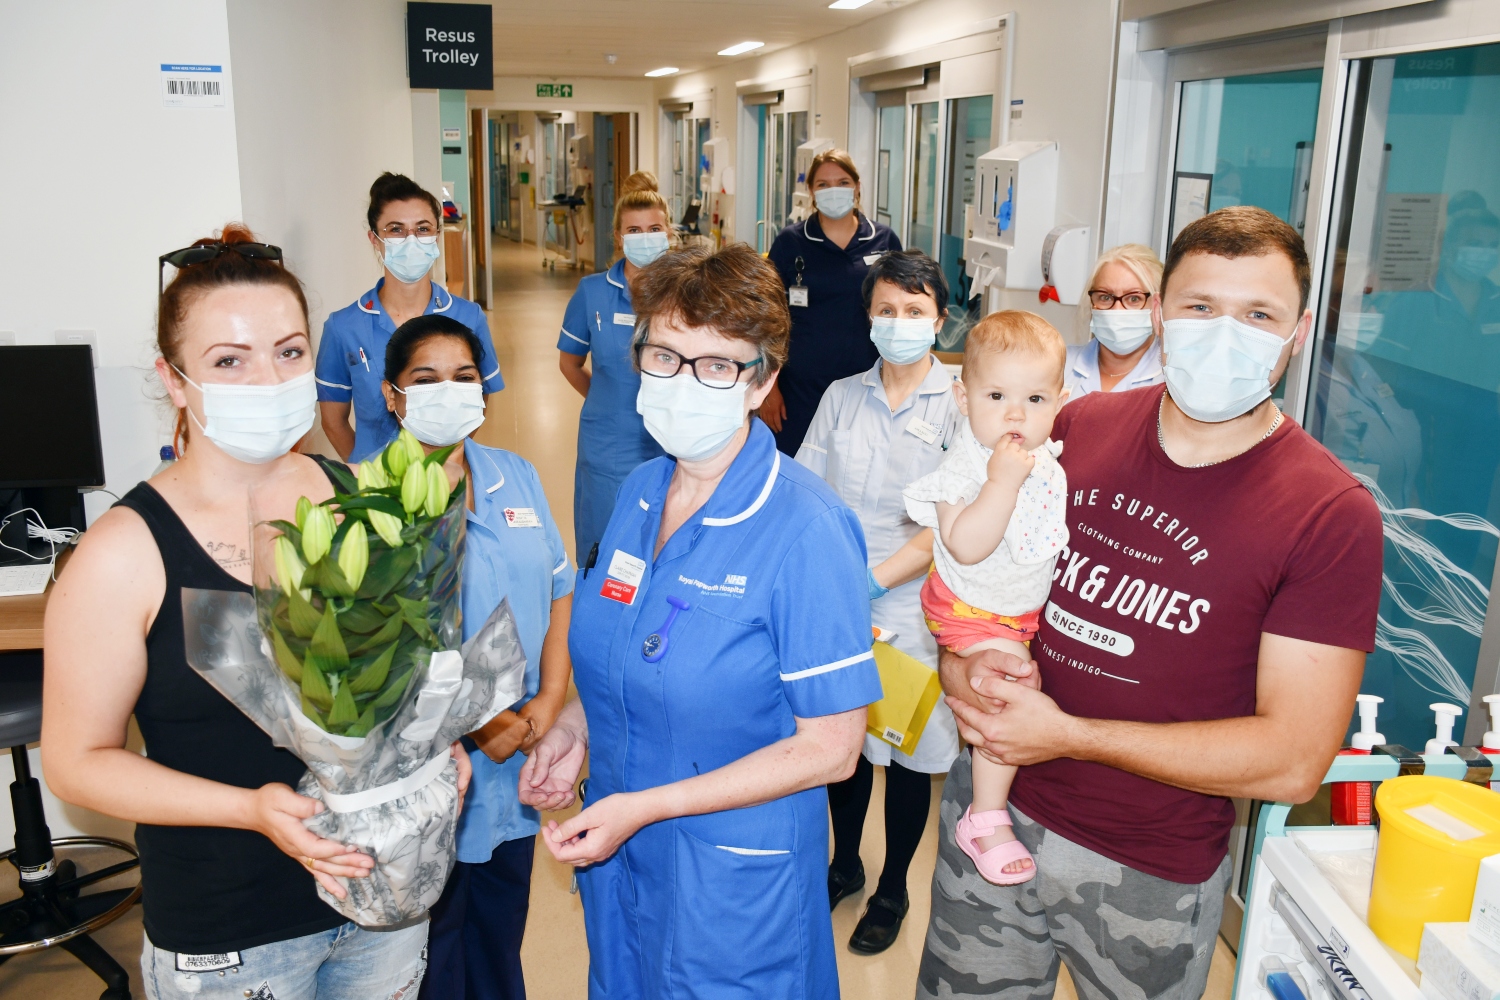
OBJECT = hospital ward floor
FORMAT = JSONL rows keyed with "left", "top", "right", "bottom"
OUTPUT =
{"left": 5, "top": 238, "right": 1234, "bottom": 999}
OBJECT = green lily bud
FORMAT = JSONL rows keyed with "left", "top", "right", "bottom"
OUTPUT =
{"left": 274, "top": 535, "right": 306, "bottom": 596}
{"left": 295, "top": 496, "right": 313, "bottom": 531}
{"left": 401, "top": 461, "right": 428, "bottom": 515}
{"left": 424, "top": 463, "right": 449, "bottom": 518}
{"left": 368, "top": 509, "right": 404, "bottom": 548}
{"left": 357, "top": 460, "right": 390, "bottom": 490}
{"left": 384, "top": 436, "right": 410, "bottom": 481}
{"left": 300, "top": 504, "right": 335, "bottom": 565}
{"left": 337, "top": 521, "right": 370, "bottom": 591}
{"left": 399, "top": 428, "right": 425, "bottom": 467}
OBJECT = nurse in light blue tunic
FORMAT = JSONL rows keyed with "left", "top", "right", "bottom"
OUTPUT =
{"left": 557, "top": 181, "right": 673, "bottom": 562}
{"left": 1064, "top": 244, "right": 1165, "bottom": 401}
{"left": 795, "top": 250, "right": 961, "bottom": 955}
{"left": 377, "top": 315, "right": 572, "bottom": 1000}
{"left": 520, "top": 244, "right": 882, "bottom": 1000}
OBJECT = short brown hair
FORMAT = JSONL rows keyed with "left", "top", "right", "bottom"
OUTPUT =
{"left": 630, "top": 244, "right": 790, "bottom": 381}
{"left": 806, "top": 148, "right": 859, "bottom": 189}
{"left": 962, "top": 310, "right": 1066, "bottom": 386}
{"left": 1162, "top": 206, "right": 1311, "bottom": 310}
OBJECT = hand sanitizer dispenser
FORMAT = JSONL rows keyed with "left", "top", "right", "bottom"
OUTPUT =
{"left": 965, "top": 141, "right": 1058, "bottom": 315}
{"left": 1352, "top": 693, "right": 1385, "bottom": 750}
{"left": 1332, "top": 693, "right": 1383, "bottom": 825}
{"left": 1426, "top": 702, "right": 1463, "bottom": 755}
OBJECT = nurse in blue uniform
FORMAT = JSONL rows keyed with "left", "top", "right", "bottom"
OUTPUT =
{"left": 1064, "top": 243, "right": 1164, "bottom": 401}
{"left": 558, "top": 174, "right": 671, "bottom": 561}
{"left": 520, "top": 244, "right": 883, "bottom": 1000}
{"left": 376, "top": 315, "right": 574, "bottom": 1000}
{"left": 317, "top": 172, "right": 504, "bottom": 463}
{"left": 762, "top": 148, "right": 901, "bottom": 455}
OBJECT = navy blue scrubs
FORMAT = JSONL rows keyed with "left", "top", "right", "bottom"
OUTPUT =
{"left": 768, "top": 212, "right": 900, "bottom": 455}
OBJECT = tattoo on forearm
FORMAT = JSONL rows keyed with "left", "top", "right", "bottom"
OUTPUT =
{"left": 204, "top": 540, "right": 251, "bottom": 569}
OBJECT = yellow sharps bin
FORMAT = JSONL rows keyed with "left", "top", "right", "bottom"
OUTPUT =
{"left": 1369, "top": 775, "right": 1500, "bottom": 958}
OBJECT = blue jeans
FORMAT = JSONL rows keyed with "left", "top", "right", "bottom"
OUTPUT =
{"left": 142, "top": 919, "right": 428, "bottom": 1000}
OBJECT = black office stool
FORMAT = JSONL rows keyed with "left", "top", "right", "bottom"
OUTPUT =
{"left": 0, "top": 651, "right": 140, "bottom": 999}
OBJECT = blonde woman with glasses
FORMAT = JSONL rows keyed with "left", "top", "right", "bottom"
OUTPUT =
{"left": 1066, "top": 243, "right": 1165, "bottom": 399}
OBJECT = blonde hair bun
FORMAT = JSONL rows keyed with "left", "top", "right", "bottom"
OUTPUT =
{"left": 621, "top": 171, "right": 659, "bottom": 194}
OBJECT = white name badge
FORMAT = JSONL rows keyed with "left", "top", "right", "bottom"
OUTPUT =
{"left": 503, "top": 507, "right": 542, "bottom": 528}
{"left": 863, "top": 253, "right": 883, "bottom": 265}
{"left": 788, "top": 286, "right": 809, "bottom": 307}
{"left": 614, "top": 312, "right": 636, "bottom": 327}
{"left": 905, "top": 418, "right": 939, "bottom": 445}
{"left": 601, "top": 549, "right": 647, "bottom": 605}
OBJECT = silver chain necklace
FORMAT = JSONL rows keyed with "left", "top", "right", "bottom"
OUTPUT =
{"left": 1157, "top": 394, "right": 1282, "bottom": 468}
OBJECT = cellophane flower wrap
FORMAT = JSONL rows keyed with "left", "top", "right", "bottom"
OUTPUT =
{"left": 181, "top": 431, "right": 527, "bottom": 925}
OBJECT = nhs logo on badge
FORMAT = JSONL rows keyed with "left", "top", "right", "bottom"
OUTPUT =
{"left": 724, "top": 574, "right": 747, "bottom": 587}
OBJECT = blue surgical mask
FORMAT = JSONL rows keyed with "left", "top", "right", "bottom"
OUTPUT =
{"left": 1090, "top": 309, "right": 1155, "bottom": 355}
{"left": 814, "top": 187, "right": 856, "bottom": 220}
{"left": 1162, "top": 315, "right": 1293, "bottom": 423}
{"left": 622, "top": 231, "right": 670, "bottom": 268}
{"left": 383, "top": 235, "right": 441, "bottom": 283}
{"left": 1452, "top": 246, "right": 1500, "bottom": 284}
{"left": 636, "top": 372, "right": 748, "bottom": 462}
{"left": 870, "top": 316, "right": 937, "bottom": 365}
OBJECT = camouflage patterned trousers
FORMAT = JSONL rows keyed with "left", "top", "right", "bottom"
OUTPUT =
{"left": 916, "top": 751, "right": 1230, "bottom": 1000}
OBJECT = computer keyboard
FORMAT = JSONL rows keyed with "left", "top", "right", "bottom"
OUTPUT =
{"left": 0, "top": 563, "right": 52, "bottom": 597}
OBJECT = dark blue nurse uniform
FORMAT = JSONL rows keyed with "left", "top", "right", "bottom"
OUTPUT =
{"left": 768, "top": 212, "right": 900, "bottom": 455}
{"left": 569, "top": 419, "right": 883, "bottom": 999}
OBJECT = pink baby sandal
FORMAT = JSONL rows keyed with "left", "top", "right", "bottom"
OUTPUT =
{"left": 955, "top": 806, "right": 1036, "bottom": 885}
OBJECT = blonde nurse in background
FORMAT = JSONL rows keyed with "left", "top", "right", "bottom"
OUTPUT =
{"left": 1065, "top": 244, "right": 1165, "bottom": 400}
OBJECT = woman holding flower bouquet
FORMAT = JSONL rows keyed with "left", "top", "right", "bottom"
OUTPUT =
{"left": 375, "top": 314, "right": 574, "bottom": 1000}
{"left": 41, "top": 224, "right": 465, "bottom": 1000}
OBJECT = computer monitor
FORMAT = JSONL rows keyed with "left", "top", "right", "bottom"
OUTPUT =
{"left": 0, "top": 345, "right": 105, "bottom": 488}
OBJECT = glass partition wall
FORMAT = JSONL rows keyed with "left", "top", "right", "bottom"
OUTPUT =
{"left": 1305, "top": 41, "right": 1500, "bottom": 747}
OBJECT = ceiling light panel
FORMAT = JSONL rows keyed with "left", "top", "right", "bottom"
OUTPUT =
{"left": 717, "top": 41, "right": 765, "bottom": 56}
{"left": 828, "top": 0, "right": 875, "bottom": 7}
{"left": 644, "top": 66, "right": 679, "bottom": 77}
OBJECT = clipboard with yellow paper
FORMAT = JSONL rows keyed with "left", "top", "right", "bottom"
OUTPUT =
{"left": 866, "top": 629, "right": 944, "bottom": 755}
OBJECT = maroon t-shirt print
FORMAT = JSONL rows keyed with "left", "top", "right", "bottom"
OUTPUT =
{"left": 1009, "top": 385, "right": 1382, "bottom": 884}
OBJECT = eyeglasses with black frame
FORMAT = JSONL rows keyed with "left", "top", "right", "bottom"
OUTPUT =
{"left": 159, "top": 241, "right": 284, "bottom": 295}
{"left": 635, "top": 343, "right": 763, "bottom": 389}
{"left": 1087, "top": 289, "right": 1151, "bottom": 310}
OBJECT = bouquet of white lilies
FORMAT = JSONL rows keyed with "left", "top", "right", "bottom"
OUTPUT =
{"left": 183, "top": 431, "right": 527, "bottom": 925}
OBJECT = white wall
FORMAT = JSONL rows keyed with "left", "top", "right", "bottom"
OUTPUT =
{"left": 654, "top": 0, "right": 1120, "bottom": 333}
{"left": 0, "top": 0, "right": 244, "bottom": 517}
{"left": 0, "top": 0, "right": 246, "bottom": 845}
{"left": 227, "top": 0, "right": 415, "bottom": 347}
{"left": 0, "top": 0, "right": 418, "bottom": 849}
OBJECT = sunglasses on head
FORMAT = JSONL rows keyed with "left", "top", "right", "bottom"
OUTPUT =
{"left": 158, "top": 241, "right": 284, "bottom": 295}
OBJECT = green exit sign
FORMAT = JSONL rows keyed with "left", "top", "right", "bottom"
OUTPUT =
{"left": 536, "top": 83, "right": 573, "bottom": 98}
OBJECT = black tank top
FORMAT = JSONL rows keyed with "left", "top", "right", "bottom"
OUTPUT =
{"left": 117, "top": 469, "right": 345, "bottom": 954}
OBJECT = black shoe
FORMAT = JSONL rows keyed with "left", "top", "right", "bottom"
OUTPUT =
{"left": 828, "top": 861, "right": 865, "bottom": 911}
{"left": 848, "top": 891, "right": 910, "bottom": 955}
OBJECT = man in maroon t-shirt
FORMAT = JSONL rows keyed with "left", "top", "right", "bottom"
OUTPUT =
{"left": 916, "top": 207, "right": 1382, "bottom": 1000}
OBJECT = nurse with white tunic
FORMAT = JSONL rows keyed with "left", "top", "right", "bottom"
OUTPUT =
{"left": 519, "top": 244, "right": 881, "bottom": 1000}
{"left": 796, "top": 250, "right": 960, "bottom": 954}
{"left": 1065, "top": 243, "right": 1165, "bottom": 401}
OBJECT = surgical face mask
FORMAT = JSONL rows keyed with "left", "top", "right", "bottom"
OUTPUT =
{"left": 1161, "top": 315, "right": 1294, "bottom": 423}
{"left": 636, "top": 372, "right": 749, "bottom": 462}
{"left": 1452, "top": 245, "right": 1500, "bottom": 284}
{"left": 621, "top": 231, "right": 670, "bottom": 268}
{"left": 1090, "top": 309, "right": 1155, "bottom": 355}
{"left": 175, "top": 368, "right": 317, "bottom": 464}
{"left": 870, "top": 316, "right": 937, "bottom": 365}
{"left": 395, "top": 380, "right": 486, "bottom": 446}
{"left": 382, "top": 235, "right": 441, "bottom": 284}
{"left": 814, "top": 187, "right": 856, "bottom": 220}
